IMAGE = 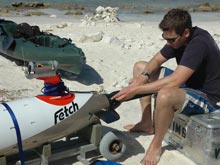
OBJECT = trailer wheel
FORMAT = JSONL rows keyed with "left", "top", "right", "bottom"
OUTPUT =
{"left": 99, "top": 131, "right": 126, "bottom": 161}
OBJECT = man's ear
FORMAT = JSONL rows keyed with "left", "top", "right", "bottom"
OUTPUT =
{"left": 183, "top": 28, "right": 190, "bottom": 38}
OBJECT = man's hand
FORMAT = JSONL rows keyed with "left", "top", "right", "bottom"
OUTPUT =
{"left": 111, "top": 85, "right": 138, "bottom": 101}
{"left": 129, "top": 75, "right": 149, "bottom": 86}
{"left": 112, "top": 74, "right": 149, "bottom": 102}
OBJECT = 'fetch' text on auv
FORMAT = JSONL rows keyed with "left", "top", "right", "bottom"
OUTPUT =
{"left": 54, "top": 102, "right": 79, "bottom": 124}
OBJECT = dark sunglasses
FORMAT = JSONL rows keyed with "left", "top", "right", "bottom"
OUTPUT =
{"left": 162, "top": 33, "right": 180, "bottom": 43}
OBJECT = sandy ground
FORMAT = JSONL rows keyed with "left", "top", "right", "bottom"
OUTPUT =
{"left": 1, "top": 12, "right": 220, "bottom": 165}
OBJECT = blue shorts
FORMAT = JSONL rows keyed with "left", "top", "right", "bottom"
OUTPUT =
{"left": 160, "top": 67, "right": 220, "bottom": 115}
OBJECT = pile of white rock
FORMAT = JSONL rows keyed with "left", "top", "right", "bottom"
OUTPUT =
{"left": 94, "top": 6, "right": 120, "bottom": 22}
{"left": 81, "top": 6, "right": 120, "bottom": 25}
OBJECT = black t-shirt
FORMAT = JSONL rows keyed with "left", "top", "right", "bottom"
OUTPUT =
{"left": 160, "top": 27, "right": 220, "bottom": 103}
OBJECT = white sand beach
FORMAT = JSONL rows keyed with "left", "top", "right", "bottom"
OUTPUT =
{"left": 1, "top": 10, "right": 220, "bottom": 165}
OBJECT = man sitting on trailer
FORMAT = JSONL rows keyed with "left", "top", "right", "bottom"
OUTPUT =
{"left": 112, "top": 9, "right": 220, "bottom": 165}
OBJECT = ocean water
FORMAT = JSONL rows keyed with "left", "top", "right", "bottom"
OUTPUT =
{"left": 1, "top": 0, "right": 220, "bottom": 22}
{"left": 1, "top": 0, "right": 220, "bottom": 11}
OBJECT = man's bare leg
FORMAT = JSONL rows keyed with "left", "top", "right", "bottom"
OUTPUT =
{"left": 124, "top": 61, "right": 155, "bottom": 134}
{"left": 141, "top": 88, "right": 186, "bottom": 165}
{"left": 124, "top": 96, "right": 154, "bottom": 134}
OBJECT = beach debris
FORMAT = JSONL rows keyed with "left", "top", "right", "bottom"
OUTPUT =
{"left": 178, "top": 3, "right": 220, "bottom": 12}
{"left": 102, "top": 36, "right": 123, "bottom": 45}
{"left": 112, "top": 78, "right": 129, "bottom": 88}
{"left": 196, "top": 3, "right": 220, "bottom": 12}
{"left": 95, "top": 6, "right": 120, "bottom": 22}
{"left": 138, "top": 43, "right": 144, "bottom": 49}
{"left": 49, "top": 14, "right": 57, "bottom": 18}
{"left": 81, "top": 6, "right": 120, "bottom": 25}
{"left": 0, "top": 8, "right": 9, "bottom": 15}
{"left": 135, "top": 23, "right": 145, "bottom": 27}
{"left": 56, "top": 23, "right": 68, "bottom": 28}
{"left": 122, "top": 43, "right": 131, "bottom": 49}
{"left": 11, "top": 2, "right": 45, "bottom": 8}
{"left": 81, "top": 17, "right": 97, "bottom": 26}
{"left": 65, "top": 11, "right": 83, "bottom": 15}
{"left": 78, "top": 31, "right": 104, "bottom": 43}
{"left": 97, "top": 85, "right": 106, "bottom": 94}
{"left": 112, "top": 81, "right": 118, "bottom": 87}
{"left": 24, "top": 11, "right": 48, "bottom": 16}
{"left": 102, "top": 35, "right": 140, "bottom": 50}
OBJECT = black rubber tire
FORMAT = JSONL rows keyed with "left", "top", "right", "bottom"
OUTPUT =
{"left": 99, "top": 131, "right": 126, "bottom": 161}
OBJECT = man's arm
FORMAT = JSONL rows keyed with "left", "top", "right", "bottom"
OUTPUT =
{"left": 142, "top": 51, "right": 167, "bottom": 76}
{"left": 129, "top": 51, "right": 168, "bottom": 86}
{"left": 112, "top": 65, "right": 194, "bottom": 101}
{"left": 137, "top": 65, "right": 194, "bottom": 94}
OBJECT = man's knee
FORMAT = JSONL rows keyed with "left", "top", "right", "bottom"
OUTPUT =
{"left": 156, "top": 88, "right": 186, "bottom": 110}
{"left": 157, "top": 88, "right": 183, "bottom": 104}
{"left": 133, "top": 61, "right": 148, "bottom": 76}
{"left": 157, "top": 88, "right": 174, "bottom": 103}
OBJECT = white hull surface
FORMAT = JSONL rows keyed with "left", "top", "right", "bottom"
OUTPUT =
{"left": 0, "top": 92, "right": 110, "bottom": 156}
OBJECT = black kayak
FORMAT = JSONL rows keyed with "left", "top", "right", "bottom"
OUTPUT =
{"left": 0, "top": 19, "right": 86, "bottom": 75}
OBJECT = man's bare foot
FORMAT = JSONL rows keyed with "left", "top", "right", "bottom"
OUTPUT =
{"left": 124, "top": 122, "right": 154, "bottom": 134}
{"left": 141, "top": 146, "right": 162, "bottom": 165}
